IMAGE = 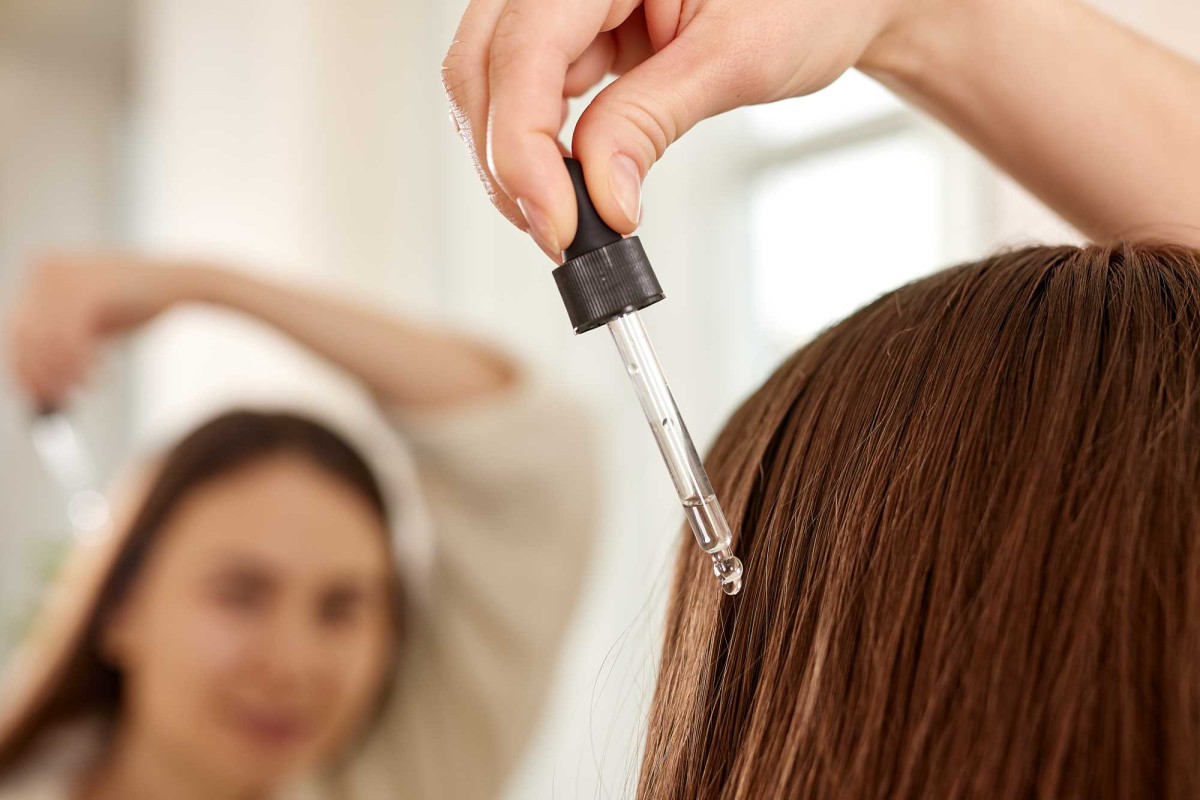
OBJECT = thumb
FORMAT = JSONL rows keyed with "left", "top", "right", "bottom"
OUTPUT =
{"left": 571, "top": 33, "right": 746, "bottom": 237}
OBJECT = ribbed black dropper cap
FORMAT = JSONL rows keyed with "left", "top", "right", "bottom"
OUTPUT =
{"left": 553, "top": 157, "right": 664, "bottom": 334}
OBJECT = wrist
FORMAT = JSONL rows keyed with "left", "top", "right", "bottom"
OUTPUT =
{"left": 859, "top": 0, "right": 1026, "bottom": 93}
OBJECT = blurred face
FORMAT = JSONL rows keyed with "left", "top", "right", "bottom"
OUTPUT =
{"left": 102, "top": 455, "right": 396, "bottom": 794}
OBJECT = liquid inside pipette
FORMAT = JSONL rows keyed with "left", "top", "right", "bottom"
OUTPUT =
{"left": 608, "top": 312, "right": 744, "bottom": 595}
{"left": 683, "top": 495, "right": 744, "bottom": 595}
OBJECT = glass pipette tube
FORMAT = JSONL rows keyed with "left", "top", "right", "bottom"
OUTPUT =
{"left": 30, "top": 410, "right": 112, "bottom": 543}
{"left": 608, "top": 312, "right": 744, "bottom": 595}
{"left": 552, "top": 156, "right": 743, "bottom": 595}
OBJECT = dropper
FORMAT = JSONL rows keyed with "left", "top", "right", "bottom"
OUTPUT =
{"left": 552, "top": 158, "right": 744, "bottom": 595}
{"left": 29, "top": 407, "right": 112, "bottom": 543}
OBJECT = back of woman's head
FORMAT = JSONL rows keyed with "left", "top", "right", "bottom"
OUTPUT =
{"left": 639, "top": 242, "right": 1200, "bottom": 799}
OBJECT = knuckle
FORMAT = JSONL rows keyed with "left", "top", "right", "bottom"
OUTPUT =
{"left": 486, "top": 36, "right": 522, "bottom": 85}
{"left": 490, "top": 4, "right": 529, "bottom": 52}
{"left": 439, "top": 43, "right": 476, "bottom": 99}
{"left": 607, "top": 88, "right": 677, "bottom": 161}
{"left": 490, "top": 7, "right": 565, "bottom": 81}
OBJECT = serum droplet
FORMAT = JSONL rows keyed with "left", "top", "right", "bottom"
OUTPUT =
{"left": 713, "top": 555, "right": 744, "bottom": 595}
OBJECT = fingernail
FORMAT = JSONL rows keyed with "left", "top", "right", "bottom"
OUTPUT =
{"left": 536, "top": 238, "right": 564, "bottom": 265}
{"left": 516, "top": 197, "right": 561, "bottom": 259}
{"left": 608, "top": 153, "right": 642, "bottom": 227}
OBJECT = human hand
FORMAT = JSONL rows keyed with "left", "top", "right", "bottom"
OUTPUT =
{"left": 6, "top": 255, "right": 189, "bottom": 406}
{"left": 442, "top": 0, "right": 934, "bottom": 260}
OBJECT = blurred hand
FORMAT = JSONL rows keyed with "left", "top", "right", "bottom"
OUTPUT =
{"left": 6, "top": 255, "right": 183, "bottom": 406}
{"left": 442, "top": 0, "right": 936, "bottom": 259}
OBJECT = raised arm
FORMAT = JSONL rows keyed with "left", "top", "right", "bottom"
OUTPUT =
{"left": 6, "top": 256, "right": 515, "bottom": 408}
{"left": 187, "top": 265, "right": 516, "bottom": 407}
{"left": 862, "top": 0, "right": 1200, "bottom": 246}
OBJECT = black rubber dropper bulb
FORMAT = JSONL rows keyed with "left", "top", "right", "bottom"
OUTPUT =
{"left": 563, "top": 159, "right": 622, "bottom": 259}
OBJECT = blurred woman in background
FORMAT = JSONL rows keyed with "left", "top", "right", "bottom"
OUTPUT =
{"left": 0, "top": 257, "right": 596, "bottom": 800}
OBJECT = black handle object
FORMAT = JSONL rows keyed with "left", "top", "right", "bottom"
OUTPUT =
{"left": 552, "top": 158, "right": 664, "bottom": 334}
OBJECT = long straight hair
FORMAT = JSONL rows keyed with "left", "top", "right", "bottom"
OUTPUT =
{"left": 639, "top": 243, "right": 1200, "bottom": 799}
{"left": 0, "top": 410, "right": 398, "bottom": 777}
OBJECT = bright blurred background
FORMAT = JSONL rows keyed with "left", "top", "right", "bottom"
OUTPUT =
{"left": 1, "top": 0, "right": 1196, "bottom": 797}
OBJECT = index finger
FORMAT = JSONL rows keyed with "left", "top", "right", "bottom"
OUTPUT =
{"left": 442, "top": 0, "right": 525, "bottom": 229}
{"left": 486, "top": 0, "right": 639, "bottom": 254}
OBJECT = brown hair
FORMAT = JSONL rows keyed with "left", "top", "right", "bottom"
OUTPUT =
{"left": 639, "top": 242, "right": 1200, "bottom": 799}
{"left": 0, "top": 410, "right": 399, "bottom": 775}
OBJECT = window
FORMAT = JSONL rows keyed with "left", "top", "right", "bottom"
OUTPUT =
{"left": 742, "top": 71, "right": 971, "bottom": 372}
